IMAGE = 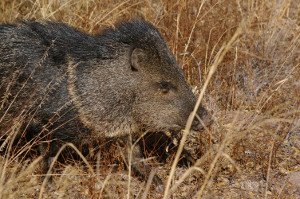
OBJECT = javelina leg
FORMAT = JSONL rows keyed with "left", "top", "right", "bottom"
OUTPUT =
{"left": 118, "top": 137, "right": 163, "bottom": 188}
{"left": 39, "top": 140, "right": 62, "bottom": 180}
{"left": 27, "top": 123, "right": 58, "bottom": 179}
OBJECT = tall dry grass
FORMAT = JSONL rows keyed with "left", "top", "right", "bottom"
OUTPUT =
{"left": 0, "top": 0, "right": 299, "bottom": 198}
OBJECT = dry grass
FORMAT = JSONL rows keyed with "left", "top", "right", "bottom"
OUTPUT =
{"left": 0, "top": 0, "right": 299, "bottom": 198}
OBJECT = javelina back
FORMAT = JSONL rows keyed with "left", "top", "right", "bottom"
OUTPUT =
{"left": 0, "top": 19, "right": 210, "bottom": 185}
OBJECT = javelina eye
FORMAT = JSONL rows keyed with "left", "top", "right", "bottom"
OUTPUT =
{"left": 157, "top": 81, "right": 173, "bottom": 94}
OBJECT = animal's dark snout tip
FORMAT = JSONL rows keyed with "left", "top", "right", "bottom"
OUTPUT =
{"left": 191, "top": 106, "right": 213, "bottom": 131}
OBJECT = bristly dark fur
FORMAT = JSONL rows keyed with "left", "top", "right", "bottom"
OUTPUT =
{"left": 101, "top": 20, "right": 167, "bottom": 53}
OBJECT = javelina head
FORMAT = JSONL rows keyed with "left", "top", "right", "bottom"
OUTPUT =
{"left": 111, "top": 20, "right": 210, "bottom": 133}
{"left": 70, "top": 20, "right": 210, "bottom": 137}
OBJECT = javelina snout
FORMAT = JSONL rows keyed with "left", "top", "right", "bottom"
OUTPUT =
{"left": 191, "top": 103, "right": 211, "bottom": 130}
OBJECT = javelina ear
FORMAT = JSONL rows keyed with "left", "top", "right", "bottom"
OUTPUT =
{"left": 130, "top": 48, "right": 147, "bottom": 72}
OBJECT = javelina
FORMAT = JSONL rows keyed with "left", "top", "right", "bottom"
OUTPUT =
{"left": 0, "top": 19, "right": 210, "bottom": 185}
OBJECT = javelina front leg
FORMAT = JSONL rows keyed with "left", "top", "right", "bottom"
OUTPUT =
{"left": 39, "top": 140, "right": 62, "bottom": 180}
{"left": 118, "top": 136, "right": 163, "bottom": 189}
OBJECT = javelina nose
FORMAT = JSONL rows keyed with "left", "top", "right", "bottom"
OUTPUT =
{"left": 191, "top": 105, "right": 212, "bottom": 130}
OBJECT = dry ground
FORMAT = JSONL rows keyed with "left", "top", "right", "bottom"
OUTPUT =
{"left": 0, "top": 0, "right": 299, "bottom": 198}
